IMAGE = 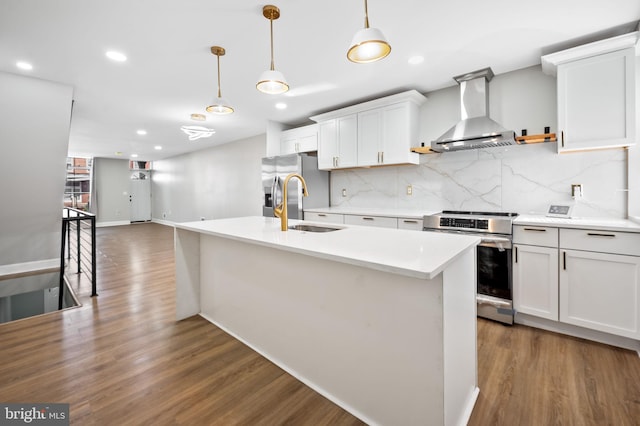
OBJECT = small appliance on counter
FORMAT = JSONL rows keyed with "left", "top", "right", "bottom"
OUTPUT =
{"left": 261, "top": 153, "right": 329, "bottom": 219}
{"left": 423, "top": 210, "right": 519, "bottom": 324}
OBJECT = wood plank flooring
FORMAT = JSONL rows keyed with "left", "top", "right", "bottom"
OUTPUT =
{"left": 1, "top": 222, "right": 639, "bottom": 425}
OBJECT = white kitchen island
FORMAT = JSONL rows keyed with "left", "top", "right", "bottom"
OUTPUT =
{"left": 174, "top": 216, "right": 480, "bottom": 426}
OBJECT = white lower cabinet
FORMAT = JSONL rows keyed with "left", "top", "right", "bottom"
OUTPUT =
{"left": 343, "top": 214, "right": 398, "bottom": 229}
{"left": 397, "top": 218, "right": 423, "bottom": 231}
{"left": 513, "top": 244, "right": 559, "bottom": 321}
{"left": 513, "top": 226, "right": 559, "bottom": 321}
{"left": 304, "top": 212, "right": 344, "bottom": 224}
{"left": 559, "top": 229, "right": 640, "bottom": 340}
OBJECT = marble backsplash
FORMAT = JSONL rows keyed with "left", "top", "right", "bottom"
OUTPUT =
{"left": 330, "top": 142, "right": 628, "bottom": 218}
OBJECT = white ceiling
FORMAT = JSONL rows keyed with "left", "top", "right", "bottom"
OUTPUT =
{"left": 1, "top": 0, "right": 638, "bottom": 161}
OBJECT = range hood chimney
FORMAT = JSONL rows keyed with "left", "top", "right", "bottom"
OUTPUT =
{"left": 431, "top": 68, "right": 516, "bottom": 152}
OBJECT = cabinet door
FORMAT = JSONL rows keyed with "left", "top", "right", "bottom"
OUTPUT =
{"left": 357, "top": 109, "right": 382, "bottom": 166}
{"left": 317, "top": 120, "right": 337, "bottom": 170}
{"left": 559, "top": 249, "right": 640, "bottom": 339}
{"left": 336, "top": 114, "right": 358, "bottom": 168}
{"left": 513, "top": 244, "right": 559, "bottom": 320}
{"left": 297, "top": 132, "right": 317, "bottom": 153}
{"left": 280, "top": 133, "right": 298, "bottom": 155}
{"left": 304, "top": 212, "right": 344, "bottom": 224}
{"left": 343, "top": 214, "right": 397, "bottom": 229}
{"left": 397, "top": 218, "right": 422, "bottom": 231}
{"left": 557, "top": 48, "right": 635, "bottom": 152}
{"left": 381, "top": 102, "right": 418, "bottom": 165}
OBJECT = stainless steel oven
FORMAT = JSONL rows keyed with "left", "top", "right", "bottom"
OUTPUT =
{"left": 423, "top": 210, "right": 518, "bottom": 325}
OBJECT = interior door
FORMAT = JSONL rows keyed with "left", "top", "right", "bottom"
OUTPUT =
{"left": 130, "top": 174, "right": 151, "bottom": 222}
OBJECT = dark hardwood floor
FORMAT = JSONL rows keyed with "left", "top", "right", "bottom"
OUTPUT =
{"left": 1, "top": 222, "right": 639, "bottom": 425}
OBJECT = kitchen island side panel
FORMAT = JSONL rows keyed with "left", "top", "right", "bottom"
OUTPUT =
{"left": 175, "top": 228, "right": 201, "bottom": 320}
{"left": 198, "top": 233, "right": 475, "bottom": 426}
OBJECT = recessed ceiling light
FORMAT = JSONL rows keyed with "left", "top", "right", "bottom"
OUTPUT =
{"left": 154, "top": 145, "right": 162, "bottom": 150}
{"left": 190, "top": 113, "right": 206, "bottom": 121}
{"left": 408, "top": 55, "right": 424, "bottom": 65}
{"left": 275, "top": 102, "right": 287, "bottom": 110}
{"left": 16, "top": 61, "right": 33, "bottom": 71}
{"left": 136, "top": 129, "right": 147, "bottom": 135}
{"left": 105, "top": 50, "right": 127, "bottom": 62}
{"left": 115, "top": 151, "right": 123, "bottom": 156}
{"left": 131, "top": 153, "right": 139, "bottom": 158}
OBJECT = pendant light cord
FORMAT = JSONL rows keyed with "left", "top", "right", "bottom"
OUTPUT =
{"left": 216, "top": 54, "right": 222, "bottom": 98}
{"left": 363, "top": 0, "right": 370, "bottom": 29}
{"left": 269, "top": 17, "right": 275, "bottom": 71}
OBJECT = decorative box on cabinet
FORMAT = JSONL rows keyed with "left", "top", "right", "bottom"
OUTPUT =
{"left": 541, "top": 32, "right": 638, "bottom": 152}
{"left": 513, "top": 226, "right": 559, "bottom": 321}
{"left": 311, "top": 90, "right": 426, "bottom": 170}
{"left": 559, "top": 228, "right": 640, "bottom": 340}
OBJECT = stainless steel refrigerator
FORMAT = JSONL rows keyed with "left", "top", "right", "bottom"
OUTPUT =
{"left": 261, "top": 153, "right": 329, "bottom": 219}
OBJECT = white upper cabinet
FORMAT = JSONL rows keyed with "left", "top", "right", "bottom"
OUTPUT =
{"left": 280, "top": 124, "right": 318, "bottom": 155}
{"left": 317, "top": 115, "right": 358, "bottom": 169}
{"left": 541, "top": 32, "right": 638, "bottom": 153}
{"left": 311, "top": 90, "right": 426, "bottom": 170}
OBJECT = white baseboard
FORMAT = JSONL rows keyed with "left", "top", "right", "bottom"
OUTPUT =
{"left": 515, "top": 313, "right": 640, "bottom": 354}
{"left": 96, "top": 220, "right": 130, "bottom": 228}
{"left": 151, "top": 218, "right": 176, "bottom": 227}
{"left": 0, "top": 259, "right": 59, "bottom": 277}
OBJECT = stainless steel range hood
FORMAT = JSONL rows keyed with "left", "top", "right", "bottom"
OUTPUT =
{"left": 431, "top": 68, "right": 516, "bottom": 152}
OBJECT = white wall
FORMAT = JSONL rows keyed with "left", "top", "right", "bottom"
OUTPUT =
{"left": 331, "top": 65, "right": 628, "bottom": 218}
{"left": 93, "top": 158, "right": 131, "bottom": 225}
{"left": 152, "top": 134, "right": 265, "bottom": 223}
{"left": 0, "top": 72, "right": 73, "bottom": 270}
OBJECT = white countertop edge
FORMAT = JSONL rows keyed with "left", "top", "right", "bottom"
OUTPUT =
{"left": 514, "top": 215, "right": 640, "bottom": 233}
{"left": 175, "top": 217, "right": 480, "bottom": 280}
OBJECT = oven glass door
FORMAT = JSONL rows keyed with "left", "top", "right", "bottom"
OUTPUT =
{"left": 477, "top": 245, "right": 512, "bottom": 300}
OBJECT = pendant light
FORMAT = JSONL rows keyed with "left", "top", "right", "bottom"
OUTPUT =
{"left": 347, "top": 0, "right": 391, "bottom": 63}
{"left": 206, "top": 46, "right": 234, "bottom": 115}
{"left": 256, "top": 5, "right": 289, "bottom": 95}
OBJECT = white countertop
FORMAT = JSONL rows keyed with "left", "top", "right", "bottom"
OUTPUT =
{"left": 515, "top": 215, "right": 640, "bottom": 233}
{"left": 175, "top": 216, "right": 479, "bottom": 280}
{"left": 304, "top": 207, "right": 435, "bottom": 219}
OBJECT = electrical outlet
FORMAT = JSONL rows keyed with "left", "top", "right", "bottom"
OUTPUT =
{"left": 342, "top": 188, "right": 347, "bottom": 197}
{"left": 571, "top": 184, "right": 583, "bottom": 199}
{"left": 406, "top": 184, "right": 413, "bottom": 195}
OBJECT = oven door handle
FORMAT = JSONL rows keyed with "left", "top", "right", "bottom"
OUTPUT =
{"left": 479, "top": 236, "right": 512, "bottom": 251}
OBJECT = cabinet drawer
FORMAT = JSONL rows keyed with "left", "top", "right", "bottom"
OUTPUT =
{"left": 304, "top": 212, "right": 344, "bottom": 224}
{"left": 513, "top": 225, "right": 558, "bottom": 247}
{"left": 344, "top": 214, "right": 397, "bottom": 229}
{"left": 397, "top": 218, "right": 423, "bottom": 231}
{"left": 560, "top": 228, "right": 640, "bottom": 256}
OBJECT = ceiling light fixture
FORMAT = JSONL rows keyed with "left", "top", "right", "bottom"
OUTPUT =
{"left": 180, "top": 125, "right": 215, "bottom": 141}
{"left": 154, "top": 145, "right": 162, "bottom": 150}
{"left": 16, "top": 61, "right": 33, "bottom": 71}
{"left": 275, "top": 102, "right": 287, "bottom": 110}
{"left": 347, "top": 0, "right": 391, "bottom": 63}
{"left": 105, "top": 50, "right": 127, "bottom": 62}
{"left": 206, "top": 46, "right": 234, "bottom": 115}
{"left": 190, "top": 113, "right": 206, "bottom": 121}
{"left": 136, "top": 129, "right": 147, "bottom": 135}
{"left": 256, "top": 5, "right": 289, "bottom": 95}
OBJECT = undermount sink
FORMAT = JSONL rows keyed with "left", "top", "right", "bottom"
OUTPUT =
{"left": 288, "top": 224, "right": 343, "bottom": 233}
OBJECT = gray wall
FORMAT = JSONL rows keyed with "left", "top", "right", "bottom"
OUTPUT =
{"left": 152, "top": 134, "right": 265, "bottom": 223}
{"left": 0, "top": 71, "right": 73, "bottom": 270}
{"left": 93, "top": 158, "right": 131, "bottom": 225}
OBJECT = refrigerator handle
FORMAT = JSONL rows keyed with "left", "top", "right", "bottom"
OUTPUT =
{"left": 271, "top": 176, "right": 280, "bottom": 215}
